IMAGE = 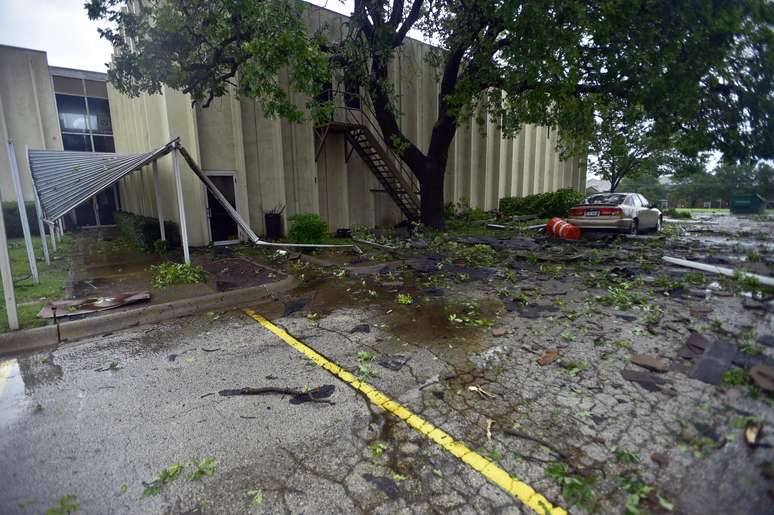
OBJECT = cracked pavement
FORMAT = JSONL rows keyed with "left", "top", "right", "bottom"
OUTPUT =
{"left": 1, "top": 213, "right": 773, "bottom": 514}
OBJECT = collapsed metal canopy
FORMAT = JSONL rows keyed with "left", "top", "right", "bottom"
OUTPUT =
{"left": 28, "top": 139, "right": 178, "bottom": 223}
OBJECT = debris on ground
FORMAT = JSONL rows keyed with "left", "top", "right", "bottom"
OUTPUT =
{"left": 621, "top": 369, "right": 669, "bottom": 392}
{"left": 631, "top": 354, "right": 669, "bottom": 373}
{"left": 537, "top": 350, "right": 559, "bottom": 366}
{"left": 217, "top": 385, "right": 336, "bottom": 404}
{"left": 378, "top": 354, "right": 410, "bottom": 371}
{"left": 750, "top": 364, "right": 774, "bottom": 393}
{"left": 38, "top": 291, "right": 151, "bottom": 318}
{"left": 691, "top": 341, "right": 737, "bottom": 385}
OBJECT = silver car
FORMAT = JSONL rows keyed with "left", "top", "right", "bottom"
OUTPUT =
{"left": 566, "top": 193, "right": 662, "bottom": 235}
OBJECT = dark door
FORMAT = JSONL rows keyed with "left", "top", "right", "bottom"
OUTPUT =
{"left": 206, "top": 175, "right": 239, "bottom": 243}
{"left": 96, "top": 185, "right": 118, "bottom": 225}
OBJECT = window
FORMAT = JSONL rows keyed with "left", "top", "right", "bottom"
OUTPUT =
{"left": 639, "top": 195, "right": 651, "bottom": 207}
{"left": 344, "top": 80, "right": 361, "bottom": 109}
{"left": 56, "top": 94, "right": 88, "bottom": 133}
{"left": 93, "top": 135, "right": 115, "bottom": 152}
{"left": 56, "top": 93, "right": 114, "bottom": 152}
{"left": 61, "top": 133, "right": 91, "bottom": 151}
{"left": 87, "top": 97, "right": 113, "bottom": 134}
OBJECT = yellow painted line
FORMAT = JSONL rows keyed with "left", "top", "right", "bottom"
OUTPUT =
{"left": 243, "top": 308, "right": 566, "bottom": 515}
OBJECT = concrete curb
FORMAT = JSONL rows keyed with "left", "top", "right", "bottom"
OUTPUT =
{"left": 0, "top": 276, "right": 297, "bottom": 356}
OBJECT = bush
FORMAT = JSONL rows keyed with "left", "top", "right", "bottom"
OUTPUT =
{"left": 115, "top": 211, "right": 180, "bottom": 251}
{"left": 287, "top": 213, "right": 328, "bottom": 244}
{"left": 663, "top": 208, "right": 691, "bottom": 219}
{"left": 458, "top": 244, "right": 498, "bottom": 266}
{"left": 149, "top": 262, "right": 206, "bottom": 288}
{"left": 499, "top": 188, "right": 585, "bottom": 218}
{"left": 2, "top": 202, "right": 40, "bottom": 238}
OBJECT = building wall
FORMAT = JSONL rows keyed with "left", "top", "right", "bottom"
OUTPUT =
{"left": 107, "top": 3, "right": 587, "bottom": 244}
{"left": 0, "top": 45, "right": 62, "bottom": 202}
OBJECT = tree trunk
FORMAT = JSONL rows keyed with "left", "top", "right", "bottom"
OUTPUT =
{"left": 419, "top": 163, "right": 446, "bottom": 229}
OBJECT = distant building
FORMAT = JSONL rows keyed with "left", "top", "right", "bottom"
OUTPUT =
{"left": 586, "top": 178, "right": 611, "bottom": 194}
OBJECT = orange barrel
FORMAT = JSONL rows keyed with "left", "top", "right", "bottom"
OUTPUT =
{"left": 547, "top": 217, "right": 581, "bottom": 240}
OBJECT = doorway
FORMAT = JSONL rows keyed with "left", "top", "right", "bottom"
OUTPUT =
{"left": 204, "top": 172, "right": 240, "bottom": 245}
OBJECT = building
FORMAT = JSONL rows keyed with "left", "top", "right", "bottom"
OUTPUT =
{"left": 107, "top": 4, "right": 586, "bottom": 246}
{"left": 2, "top": 2, "right": 587, "bottom": 247}
{"left": 0, "top": 44, "right": 119, "bottom": 228}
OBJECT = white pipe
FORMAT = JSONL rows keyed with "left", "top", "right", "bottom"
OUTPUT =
{"left": 152, "top": 160, "right": 166, "bottom": 241}
{"left": 172, "top": 149, "right": 190, "bottom": 264}
{"left": 0, "top": 182, "right": 19, "bottom": 330}
{"left": 6, "top": 141, "right": 38, "bottom": 283}
{"left": 26, "top": 146, "right": 49, "bottom": 265}
{"left": 663, "top": 256, "right": 774, "bottom": 287}
{"left": 48, "top": 221, "right": 57, "bottom": 251}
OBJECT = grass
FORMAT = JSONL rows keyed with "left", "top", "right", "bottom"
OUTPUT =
{"left": 0, "top": 236, "right": 73, "bottom": 332}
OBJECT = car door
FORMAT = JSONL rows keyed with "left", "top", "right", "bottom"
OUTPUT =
{"left": 637, "top": 195, "right": 656, "bottom": 228}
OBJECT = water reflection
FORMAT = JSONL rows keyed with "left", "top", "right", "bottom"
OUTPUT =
{"left": 0, "top": 359, "right": 29, "bottom": 429}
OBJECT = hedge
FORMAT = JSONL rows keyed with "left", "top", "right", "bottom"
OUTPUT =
{"left": 2, "top": 202, "right": 40, "bottom": 238}
{"left": 499, "top": 188, "right": 585, "bottom": 218}
{"left": 115, "top": 211, "right": 180, "bottom": 251}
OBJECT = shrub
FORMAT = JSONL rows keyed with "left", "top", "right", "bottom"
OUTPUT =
{"left": 499, "top": 188, "right": 584, "bottom": 218}
{"left": 115, "top": 211, "right": 180, "bottom": 251}
{"left": 2, "top": 202, "right": 40, "bottom": 238}
{"left": 458, "top": 244, "right": 497, "bottom": 266}
{"left": 287, "top": 213, "right": 328, "bottom": 244}
{"left": 149, "top": 262, "right": 206, "bottom": 288}
{"left": 663, "top": 208, "right": 691, "bottom": 219}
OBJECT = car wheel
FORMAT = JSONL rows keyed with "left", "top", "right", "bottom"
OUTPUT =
{"left": 629, "top": 219, "right": 639, "bottom": 235}
{"left": 656, "top": 216, "right": 662, "bottom": 233}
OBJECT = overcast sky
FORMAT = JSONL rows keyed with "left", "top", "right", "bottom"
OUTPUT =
{"left": 0, "top": 0, "right": 355, "bottom": 72}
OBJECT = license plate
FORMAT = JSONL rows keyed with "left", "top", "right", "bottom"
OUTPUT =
{"left": 585, "top": 210, "right": 599, "bottom": 217}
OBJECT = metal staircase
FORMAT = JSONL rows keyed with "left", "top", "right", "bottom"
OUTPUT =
{"left": 314, "top": 91, "right": 420, "bottom": 220}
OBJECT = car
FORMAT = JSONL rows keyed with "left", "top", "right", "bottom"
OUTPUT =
{"left": 566, "top": 192, "right": 662, "bottom": 235}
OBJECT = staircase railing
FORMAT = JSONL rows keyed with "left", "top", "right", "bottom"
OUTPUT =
{"left": 318, "top": 89, "right": 420, "bottom": 203}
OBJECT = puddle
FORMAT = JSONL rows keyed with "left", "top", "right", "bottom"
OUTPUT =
{"left": 0, "top": 359, "right": 31, "bottom": 429}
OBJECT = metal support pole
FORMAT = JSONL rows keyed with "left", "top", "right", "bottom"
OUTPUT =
{"left": 92, "top": 195, "right": 101, "bottom": 226}
{"left": 49, "top": 222, "right": 57, "bottom": 251}
{"left": 0, "top": 183, "right": 19, "bottom": 330}
{"left": 152, "top": 160, "right": 166, "bottom": 241}
{"left": 172, "top": 149, "right": 190, "bottom": 264}
{"left": 6, "top": 141, "right": 38, "bottom": 283}
{"left": 26, "top": 147, "right": 50, "bottom": 265}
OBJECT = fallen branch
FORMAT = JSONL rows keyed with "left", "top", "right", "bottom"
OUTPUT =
{"left": 216, "top": 384, "right": 336, "bottom": 404}
{"left": 663, "top": 256, "right": 774, "bottom": 287}
{"left": 503, "top": 428, "right": 569, "bottom": 460}
{"left": 352, "top": 237, "right": 398, "bottom": 251}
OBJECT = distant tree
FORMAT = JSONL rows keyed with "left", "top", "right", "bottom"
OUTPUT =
{"left": 617, "top": 175, "right": 667, "bottom": 203}
{"left": 87, "top": 0, "right": 773, "bottom": 228}
{"left": 588, "top": 103, "right": 707, "bottom": 192}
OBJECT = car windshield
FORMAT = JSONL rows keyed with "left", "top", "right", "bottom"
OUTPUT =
{"left": 584, "top": 193, "right": 626, "bottom": 205}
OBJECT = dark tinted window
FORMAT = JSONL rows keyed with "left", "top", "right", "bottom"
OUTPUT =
{"left": 56, "top": 94, "right": 88, "bottom": 132}
{"left": 87, "top": 97, "right": 113, "bottom": 134}
{"left": 62, "top": 133, "right": 91, "bottom": 151}
{"left": 92, "top": 135, "right": 115, "bottom": 152}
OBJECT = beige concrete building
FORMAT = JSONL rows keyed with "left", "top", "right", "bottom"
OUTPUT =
{"left": 0, "top": 45, "right": 62, "bottom": 203}
{"left": 107, "top": 4, "right": 586, "bottom": 246}
{"left": 0, "top": 44, "right": 120, "bottom": 226}
{"left": 1, "top": 3, "right": 586, "bottom": 247}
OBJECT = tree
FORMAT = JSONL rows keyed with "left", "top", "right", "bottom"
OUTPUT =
{"left": 87, "top": 0, "right": 774, "bottom": 228}
{"left": 588, "top": 102, "right": 708, "bottom": 192}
